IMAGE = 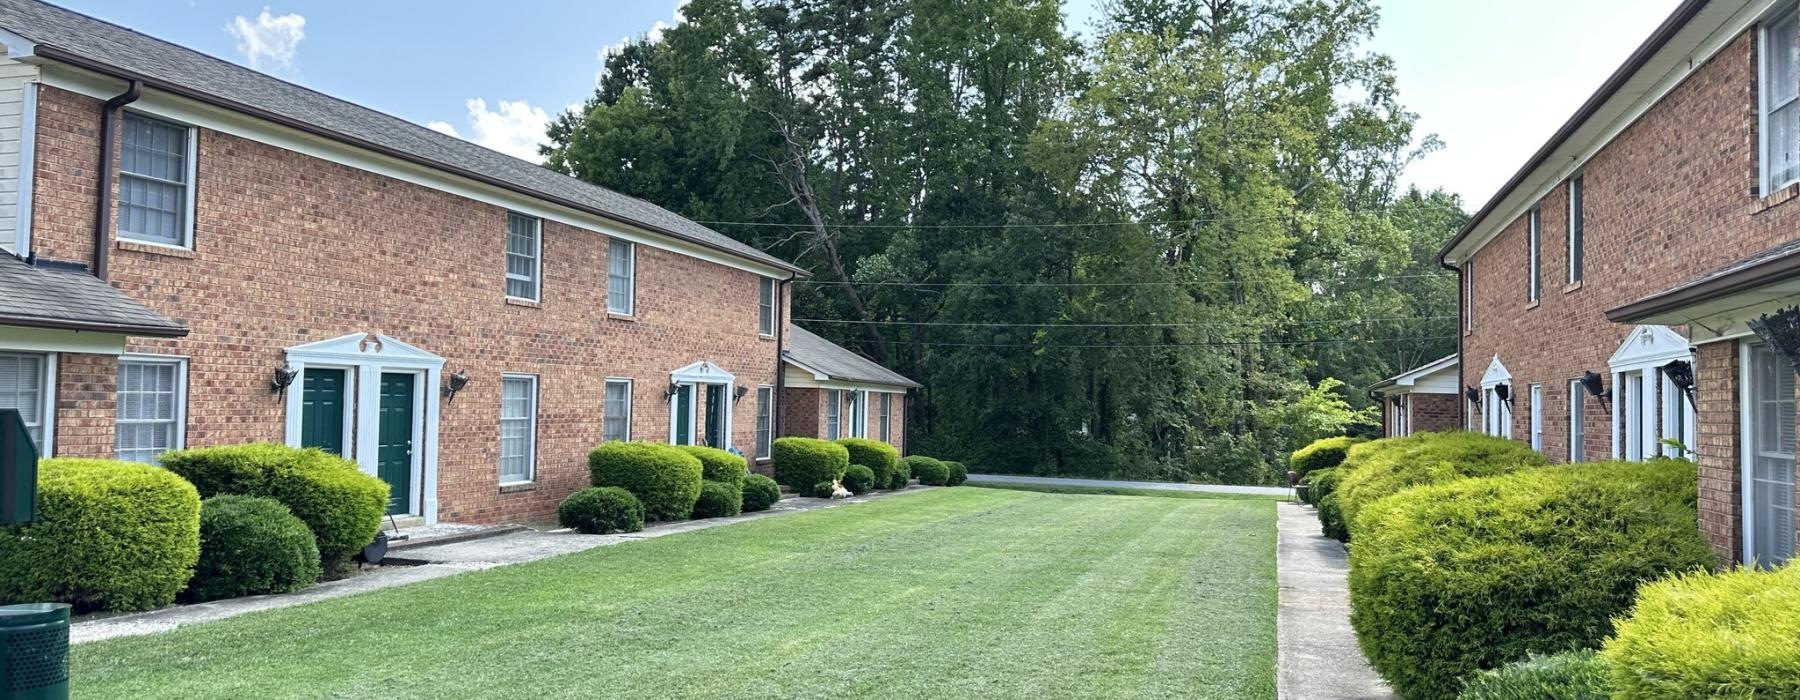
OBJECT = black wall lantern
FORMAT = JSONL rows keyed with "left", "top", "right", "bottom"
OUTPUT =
{"left": 1749, "top": 306, "right": 1800, "bottom": 369}
{"left": 1389, "top": 395, "right": 1406, "bottom": 409}
{"left": 1492, "top": 383, "right": 1514, "bottom": 410}
{"left": 440, "top": 371, "right": 470, "bottom": 402}
{"left": 664, "top": 382, "right": 681, "bottom": 403}
{"left": 1580, "top": 370, "right": 1609, "bottom": 409}
{"left": 271, "top": 364, "right": 298, "bottom": 396}
{"left": 1464, "top": 386, "right": 1482, "bottom": 406}
{"left": 732, "top": 385, "right": 749, "bottom": 404}
{"left": 1661, "top": 359, "right": 1696, "bottom": 409}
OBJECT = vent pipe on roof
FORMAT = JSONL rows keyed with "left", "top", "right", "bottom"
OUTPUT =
{"left": 93, "top": 80, "right": 142, "bottom": 280}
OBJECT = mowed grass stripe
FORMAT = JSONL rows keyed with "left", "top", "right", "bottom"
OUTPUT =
{"left": 72, "top": 488, "right": 1275, "bottom": 699}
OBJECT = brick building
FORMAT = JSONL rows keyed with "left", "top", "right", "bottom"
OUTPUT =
{"left": 0, "top": 0, "right": 857, "bottom": 525}
{"left": 1369, "top": 355, "right": 1460, "bottom": 438}
{"left": 1442, "top": 0, "right": 1800, "bottom": 565}
{"left": 778, "top": 325, "right": 917, "bottom": 453}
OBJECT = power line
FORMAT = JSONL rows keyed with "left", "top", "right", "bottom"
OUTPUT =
{"left": 792, "top": 316, "right": 1457, "bottom": 329}
{"left": 688, "top": 215, "right": 1296, "bottom": 230}
{"left": 860, "top": 335, "right": 1460, "bottom": 350}
{"left": 793, "top": 272, "right": 1452, "bottom": 288}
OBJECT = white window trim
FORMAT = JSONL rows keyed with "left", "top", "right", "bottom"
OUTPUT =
{"left": 115, "top": 353, "right": 188, "bottom": 462}
{"left": 0, "top": 350, "right": 56, "bottom": 456}
{"left": 608, "top": 240, "right": 636, "bottom": 316}
{"left": 1527, "top": 206, "right": 1542, "bottom": 303}
{"left": 117, "top": 109, "right": 198, "bottom": 250}
{"left": 499, "top": 374, "right": 538, "bottom": 486}
{"left": 504, "top": 212, "right": 543, "bottom": 303}
{"left": 824, "top": 388, "right": 841, "bottom": 441}
{"left": 755, "top": 384, "right": 774, "bottom": 459}
{"left": 1529, "top": 384, "right": 1544, "bottom": 453}
{"left": 758, "top": 277, "right": 777, "bottom": 337}
{"left": 1569, "top": 379, "right": 1586, "bottom": 462}
{"left": 1762, "top": 7, "right": 1800, "bottom": 195}
{"left": 10, "top": 81, "right": 36, "bottom": 255}
{"left": 603, "top": 377, "right": 632, "bottom": 443}
{"left": 1566, "top": 175, "right": 1583, "bottom": 284}
{"left": 878, "top": 392, "right": 892, "bottom": 442}
{"left": 1464, "top": 262, "right": 1475, "bottom": 332}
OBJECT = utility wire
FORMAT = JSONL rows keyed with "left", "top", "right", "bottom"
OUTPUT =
{"left": 792, "top": 272, "right": 1452, "bottom": 288}
{"left": 852, "top": 335, "right": 1459, "bottom": 350}
{"left": 688, "top": 215, "right": 1296, "bottom": 230}
{"left": 791, "top": 316, "right": 1457, "bottom": 329}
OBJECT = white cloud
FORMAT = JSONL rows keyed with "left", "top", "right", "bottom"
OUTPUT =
{"left": 227, "top": 7, "right": 306, "bottom": 75}
{"left": 429, "top": 99, "right": 553, "bottom": 163}
{"left": 599, "top": 0, "right": 690, "bottom": 60}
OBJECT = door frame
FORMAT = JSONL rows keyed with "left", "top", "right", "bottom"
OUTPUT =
{"left": 669, "top": 361, "right": 734, "bottom": 450}
{"left": 377, "top": 369, "right": 427, "bottom": 517}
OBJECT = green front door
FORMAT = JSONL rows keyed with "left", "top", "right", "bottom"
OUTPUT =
{"left": 675, "top": 384, "right": 694, "bottom": 445}
{"left": 300, "top": 368, "right": 346, "bottom": 455}
{"left": 378, "top": 372, "right": 415, "bottom": 515}
{"left": 703, "top": 385, "right": 723, "bottom": 447}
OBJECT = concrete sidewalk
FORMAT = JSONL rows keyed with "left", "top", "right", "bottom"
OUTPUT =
{"left": 72, "top": 486, "right": 932, "bottom": 644}
{"left": 1276, "top": 502, "right": 1392, "bottom": 699}
{"left": 967, "top": 473, "right": 1291, "bottom": 497}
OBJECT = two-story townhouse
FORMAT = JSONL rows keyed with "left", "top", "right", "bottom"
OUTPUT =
{"left": 0, "top": 0, "right": 822, "bottom": 525}
{"left": 1443, "top": 0, "right": 1800, "bottom": 566}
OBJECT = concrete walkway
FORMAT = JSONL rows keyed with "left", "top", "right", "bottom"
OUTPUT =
{"left": 72, "top": 486, "right": 932, "bottom": 644}
{"left": 967, "top": 473, "right": 1292, "bottom": 497}
{"left": 1276, "top": 502, "right": 1393, "bottom": 700}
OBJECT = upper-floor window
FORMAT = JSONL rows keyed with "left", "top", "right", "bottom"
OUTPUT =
{"left": 119, "top": 112, "right": 196, "bottom": 248}
{"left": 505, "top": 212, "right": 541, "bottom": 301}
{"left": 1463, "top": 262, "right": 1475, "bottom": 331}
{"left": 1763, "top": 7, "right": 1800, "bottom": 193}
{"left": 1527, "top": 206, "right": 1542, "bottom": 303}
{"left": 758, "top": 278, "right": 777, "bottom": 336}
{"left": 116, "top": 356, "right": 186, "bottom": 463}
{"left": 1567, "top": 176, "right": 1584, "bottom": 284}
{"left": 608, "top": 240, "right": 635, "bottom": 315}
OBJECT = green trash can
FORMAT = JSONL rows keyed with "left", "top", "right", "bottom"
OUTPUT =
{"left": 0, "top": 603, "right": 70, "bottom": 700}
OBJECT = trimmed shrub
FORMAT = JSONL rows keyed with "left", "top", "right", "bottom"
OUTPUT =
{"left": 187, "top": 495, "right": 320, "bottom": 603}
{"left": 588, "top": 442, "right": 704, "bottom": 522}
{"left": 677, "top": 445, "right": 747, "bottom": 488}
{"left": 1334, "top": 431, "right": 1544, "bottom": 541}
{"left": 692, "top": 481, "right": 744, "bottom": 519}
{"left": 1348, "top": 460, "right": 1715, "bottom": 700}
{"left": 0, "top": 458, "right": 201, "bottom": 612}
{"left": 1289, "top": 436, "right": 1360, "bottom": 477}
{"left": 841, "top": 465, "right": 876, "bottom": 495}
{"left": 741, "top": 474, "right": 782, "bottom": 512}
{"left": 772, "top": 437, "right": 849, "bottom": 497}
{"left": 836, "top": 438, "right": 899, "bottom": 489}
{"left": 160, "top": 444, "right": 387, "bottom": 565}
{"left": 888, "top": 459, "right": 912, "bottom": 489}
{"left": 1316, "top": 490, "right": 1349, "bottom": 542}
{"left": 1458, "top": 650, "right": 1611, "bottom": 700}
{"left": 905, "top": 455, "right": 950, "bottom": 486}
{"left": 944, "top": 461, "right": 968, "bottom": 486}
{"left": 1297, "top": 467, "right": 1333, "bottom": 505}
{"left": 558, "top": 487, "right": 645, "bottom": 534}
{"left": 1602, "top": 563, "right": 1800, "bottom": 698}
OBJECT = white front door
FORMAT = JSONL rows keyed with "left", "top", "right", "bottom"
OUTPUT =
{"left": 1745, "top": 342, "right": 1796, "bottom": 567}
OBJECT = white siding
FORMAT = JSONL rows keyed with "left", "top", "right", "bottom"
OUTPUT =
{"left": 0, "top": 53, "right": 38, "bottom": 254}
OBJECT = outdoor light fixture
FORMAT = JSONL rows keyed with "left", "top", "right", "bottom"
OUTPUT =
{"left": 270, "top": 364, "right": 298, "bottom": 396}
{"left": 1464, "top": 386, "right": 1481, "bottom": 406}
{"left": 1580, "top": 371, "right": 1609, "bottom": 408}
{"left": 1749, "top": 306, "right": 1800, "bottom": 369}
{"left": 440, "top": 371, "right": 470, "bottom": 402}
{"left": 733, "top": 385, "right": 749, "bottom": 404}
{"left": 1389, "top": 395, "right": 1405, "bottom": 409}
{"left": 1492, "top": 383, "right": 1514, "bottom": 410}
{"left": 665, "top": 382, "right": 681, "bottom": 403}
{"left": 1662, "top": 359, "right": 1696, "bottom": 409}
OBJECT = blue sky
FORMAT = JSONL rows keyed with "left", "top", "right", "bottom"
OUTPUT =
{"left": 56, "top": 0, "right": 1681, "bottom": 208}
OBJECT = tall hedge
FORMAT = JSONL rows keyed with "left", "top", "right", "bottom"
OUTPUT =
{"left": 1602, "top": 563, "right": 1800, "bottom": 697}
{"left": 677, "top": 445, "right": 747, "bottom": 488}
{"left": 0, "top": 458, "right": 201, "bottom": 612}
{"left": 161, "top": 444, "right": 388, "bottom": 565}
{"left": 588, "top": 442, "right": 704, "bottom": 521}
{"left": 1333, "top": 432, "right": 1544, "bottom": 541}
{"left": 836, "top": 438, "right": 899, "bottom": 489}
{"left": 1348, "top": 460, "right": 1715, "bottom": 700}
{"left": 771, "top": 437, "right": 849, "bottom": 497}
{"left": 1289, "top": 436, "right": 1360, "bottom": 477}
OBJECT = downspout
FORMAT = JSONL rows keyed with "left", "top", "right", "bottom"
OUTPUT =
{"left": 93, "top": 80, "right": 142, "bottom": 279}
{"left": 772, "top": 276, "right": 792, "bottom": 456}
{"left": 1441, "top": 255, "right": 1466, "bottom": 429}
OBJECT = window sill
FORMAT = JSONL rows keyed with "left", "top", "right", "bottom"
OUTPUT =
{"left": 117, "top": 239, "right": 196, "bottom": 259}
{"left": 759, "top": 333, "right": 776, "bottom": 341}
{"left": 1526, "top": 299, "right": 1541, "bottom": 311}
{"left": 504, "top": 297, "right": 541, "bottom": 309}
{"left": 1754, "top": 181, "right": 1800, "bottom": 215}
{"left": 498, "top": 481, "right": 536, "bottom": 494}
{"left": 607, "top": 312, "right": 636, "bottom": 322}
{"left": 1562, "top": 280, "right": 1583, "bottom": 294}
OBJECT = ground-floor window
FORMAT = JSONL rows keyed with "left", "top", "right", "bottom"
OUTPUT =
{"left": 1529, "top": 384, "right": 1543, "bottom": 453}
{"left": 116, "top": 356, "right": 186, "bottom": 463}
{"left": 0, "top": 352, "right": 49, "bottom": 452}
{"left": 499, "top": 375, "right": 538, "bottom": 484}
{"left": 825, "top": 389, "right": 841, "bottom": 440}
{"left": 879, "top": 392, "right": 892, "bottom": 442}
{"left": 1744, "top": 342, "right": 1796, "bottom": 567}
{"left": 847, "top": 390, "right": 865, "bottom": 438}
{"left": 603, "top": 379, "right": 631, "bottom": 442}
{"left": 1569, "top": 379, "right": 1585, "bottom": 462}
{"left": 755, "top": 386, "right": 773, "bottom": 459}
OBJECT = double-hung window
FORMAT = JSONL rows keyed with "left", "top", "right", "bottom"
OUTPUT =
{"left": 602, "top": 379, "right": 632, "bottom": 442}
{"left": 1569, "top": 379, "right": 1586, "bottom": 462}
{"left": 1764, "top": 7, "right": 1800, "bottom": 193}
{"left": 1528, "top": 384, "right": 1543, "bottom": 453}
{"left": 505, "top": 212, "right": 541, "bottom": 301}
{"left": 608, "top": 240, "right": 635, "bottom": 315}
{"left": 1527, "top": 206, "right": 1542, "bottom": 303}
{"left": 878, "top": 393, "right": 892, "bottom": 442}
{"left": 499, "top": 375, "right": 538, "bottom": 484}
{"left": 1567, "top": 176, "right": 1584, "bottom": 284}
{"left": 0, "top": 352, "right": 49, "bottom": 452}
{"left": 116, "top": 356, "right": 185, "bottom": 463}
{"left": 1463, "top": 262, "right": 1475, "bottom": 332}
{"left": 755, "top": 386, "right": 773, "bottom": 459}
{"left": 118, "top": 112, "right": 195, "bottom": 248}
{"left": 758, "top": 278, "right": 777, "bottom": 336}
{"left": 824, "top": 389, "right": 841, "bottom": 440}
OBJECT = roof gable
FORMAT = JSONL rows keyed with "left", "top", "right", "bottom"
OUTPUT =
{"left": 782, "top": 325, "right": 920, "bottom": 389}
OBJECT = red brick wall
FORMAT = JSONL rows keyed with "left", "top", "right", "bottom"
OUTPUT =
{"left": 1410, "top": 394, "right": 1460, "bottom": 435}
{"left": 34, "top": 86, "right": 789, "bottom": 524}
{"left": 775, "top": 386, "right": 906, "bottom": 454}
{"left": 1695, "top": 341, "right": 1742, "bottom": 563}
{"left": 53, "top": 353, "right": 117, "bottom": 456}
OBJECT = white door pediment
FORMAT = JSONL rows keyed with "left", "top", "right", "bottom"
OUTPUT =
{"left": 1480, "top": 355, "right": 1512, "bottom": 387}
{"left": 1608, "top": 325, "right": 1691, "bottom": 371}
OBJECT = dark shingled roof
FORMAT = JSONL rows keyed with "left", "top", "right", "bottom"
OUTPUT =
{"left": 784, "top": 325, "right": 920, "bottom": 389}
{"left": 0, "top": 0, "right": 804, "bottom": 275}
{"left": 0, "top": 255, "right": 185, "bottom": 336}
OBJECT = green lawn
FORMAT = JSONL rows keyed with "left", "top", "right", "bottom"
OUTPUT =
{"left": 968, "top": 482, "right": 1284, "bottom": 500}
{"left": 75, "top": 488, "right": 1277, "bottom": 699}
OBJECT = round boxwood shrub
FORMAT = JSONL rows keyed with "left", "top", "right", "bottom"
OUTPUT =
{"left": 836, "top": 438, "right": 899, "bottom": 489}
{"left": 160, "top": 444, "right": 388, "bottom": 566}
{"left": 944, "top": 461, "right": 968, "bottom": 486}
{"left": 588, "top": 442, "right": 704, "bottom": 522}
{"left": 741, "top": 473, "right": 782, "bottom": 512}
{"left": 841, "top": 465, "right": 876, "bottom": 495}
{"left": 677, "top": 445, "right": 747, "bottom": 488}
{"left": 904, "top": 455, "right": 950, "bottom": 486}
{"left": 0, "top": 458, "right": 200, "bottom": 612}
{"left": 888, "top": 459, "right": 912, "bottom": 489}
{"left": 1348, "top": 460, "right": 1716, "bottom": 700}
{"left": 1602, "top": 563, "right": 1800, "bottom": 697}
{"left": 772, "top": 437, "right": 849, "bottom": 497}
{"left": 186, "top": 495, "right": 320, "bottom": 603}
{"left": 1334, "top": 431, "right": 1544, "bottom": 541}
{"left": 557, "top": 487, "right": 645, "bottom": 534}
{"left": 1289, "top": 436, "right": 1360, "bottom": 477}
{"left": 1458, "top": 650, "right": 1611, "bottom": 700}
{"left": 692, "top": 481, "right": 744, "bottom": 519}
